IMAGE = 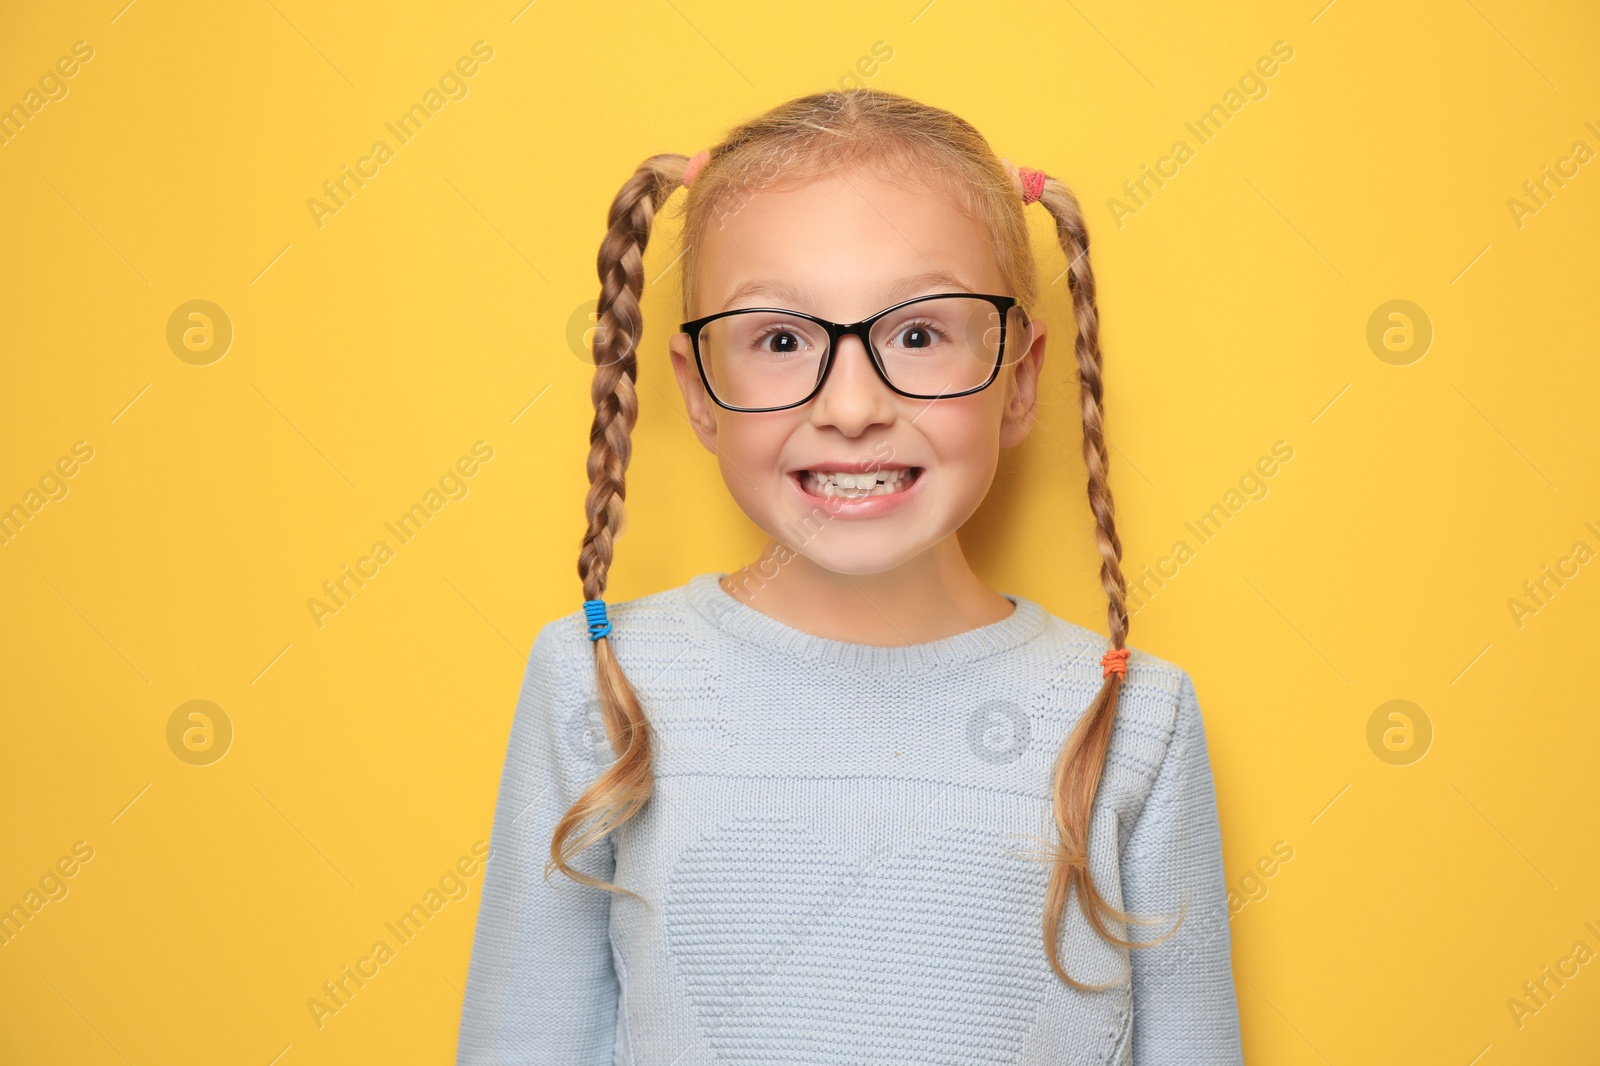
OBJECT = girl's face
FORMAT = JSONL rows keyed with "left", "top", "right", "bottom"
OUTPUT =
{"left": 668, "top": 162, "right": 1047, "bottom": 576}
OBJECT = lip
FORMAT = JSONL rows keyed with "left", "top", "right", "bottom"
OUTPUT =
{"left": 786, "top": 465, "right": 925, "bottom": 519}
{"left": 793, "top": 460, "right": 917, "bottom": 475}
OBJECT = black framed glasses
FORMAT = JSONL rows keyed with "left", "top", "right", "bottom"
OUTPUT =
{"left": 680, "top": 292, "right": 1027, "bottom": 413}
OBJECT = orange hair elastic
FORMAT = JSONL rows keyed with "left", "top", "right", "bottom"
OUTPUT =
{"left": 1100, "top": 647, "right": 1130, "bottom": 680}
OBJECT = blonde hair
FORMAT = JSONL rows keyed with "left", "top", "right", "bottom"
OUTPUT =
{"left": 548, "top": 87, "right": 1169, "bottom": 990}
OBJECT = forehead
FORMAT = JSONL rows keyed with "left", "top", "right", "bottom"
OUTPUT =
{"left": 690, "top": 165, "right": 1006, "bottom": 320}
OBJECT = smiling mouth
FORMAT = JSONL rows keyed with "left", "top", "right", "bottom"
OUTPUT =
{"left": 794, "top": 467, "right": 923, "bottom": 499}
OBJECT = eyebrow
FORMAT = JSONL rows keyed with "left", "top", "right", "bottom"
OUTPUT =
{"left": 716, "top": 268, "right": 979, "bottom": 314}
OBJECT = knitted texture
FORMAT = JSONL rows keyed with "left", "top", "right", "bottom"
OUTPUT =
{"left": 456, "top": 573, "right": 1243, "bottom": 1065}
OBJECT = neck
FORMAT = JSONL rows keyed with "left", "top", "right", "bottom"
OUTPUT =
{"left": 718, "top": 535, "right": 1015, "bottom": 646}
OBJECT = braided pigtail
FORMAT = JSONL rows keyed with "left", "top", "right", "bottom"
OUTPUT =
{"left": 1031, "top": 174, "right": 1182, "bottom": 989}
{"left": 546, "top": 153, "right": 691, "bottom": 902}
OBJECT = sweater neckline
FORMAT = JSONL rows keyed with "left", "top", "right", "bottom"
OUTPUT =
{"left": 684, "top": 571, "right": 1048, "bottom": 673}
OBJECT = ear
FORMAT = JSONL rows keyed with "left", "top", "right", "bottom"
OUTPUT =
{"left": 668, "top": 331, "right": 721, "bottom": 452}
{"left": 998, "top": 316, "right": 1046, "bottom": 449}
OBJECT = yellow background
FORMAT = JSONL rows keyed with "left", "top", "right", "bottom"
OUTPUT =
{"left": 2, "top": 0, "right": 1597, "bottom": 1062}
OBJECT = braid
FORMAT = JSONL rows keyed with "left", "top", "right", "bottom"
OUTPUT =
{"left": 547, "top": 154, "right": 689, "bottom": 902}
{"left": 1033, "top": 176, "right": 1175, "bottom": 990}
{"left": 1051, "top": 184, "right": 1129, "bottom": 646}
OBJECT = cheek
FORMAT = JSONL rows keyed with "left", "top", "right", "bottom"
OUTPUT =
{"left": 923, "top": 402, "right": 1002, "bottom": 479}
{"left": 713, "top": 415, "right": 792, "bottom": 494}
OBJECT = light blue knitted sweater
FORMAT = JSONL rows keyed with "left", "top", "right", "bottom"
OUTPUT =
{"left": 457, "top": 573, "right": 1243, "bottom": 1064}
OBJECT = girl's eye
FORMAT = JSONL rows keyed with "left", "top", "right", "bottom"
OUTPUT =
{"left": 751, "top": 326, "right": 811, "bottom": 355}
{"left": 888, "top": 319, "right": 949, "bottom": 350}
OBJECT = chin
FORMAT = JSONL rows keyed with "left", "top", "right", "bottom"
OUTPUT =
{"left": 774, "top": 532, "right": 936, "bottom": 577}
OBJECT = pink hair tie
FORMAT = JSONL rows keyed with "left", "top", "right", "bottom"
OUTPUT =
{"left": 682, "top": 149, "right": 710, "bottom": 188}
{"left": 1017, "top": 166, "right": 1047, "bottom": 205}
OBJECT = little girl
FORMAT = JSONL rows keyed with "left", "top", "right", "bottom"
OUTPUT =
{"left": 458, "top": 88, "right": 1242, "bottom": 1065}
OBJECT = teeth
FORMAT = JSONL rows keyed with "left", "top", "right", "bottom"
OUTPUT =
{"left": 803, "top": 468, "right": 916, "bottom": 498}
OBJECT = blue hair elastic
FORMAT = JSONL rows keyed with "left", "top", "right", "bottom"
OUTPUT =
{"left": 583, "top": 598, "right": 612, "bottom": 641}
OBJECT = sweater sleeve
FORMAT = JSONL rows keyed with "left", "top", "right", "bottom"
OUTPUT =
{"left": 457, "top": 619, "right": 620, "bottom": 1065}
{"left": 1122, "top": 670, "right": 1243, "bottom": 1064}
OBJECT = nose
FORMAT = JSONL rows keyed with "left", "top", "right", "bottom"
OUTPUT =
{"left": 809, "top": 334, "right": 897, "bottom": 436}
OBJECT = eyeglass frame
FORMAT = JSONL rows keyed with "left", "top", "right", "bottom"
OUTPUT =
{"left": 678, "top": 291, "right": 1026, "bottom": 413}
